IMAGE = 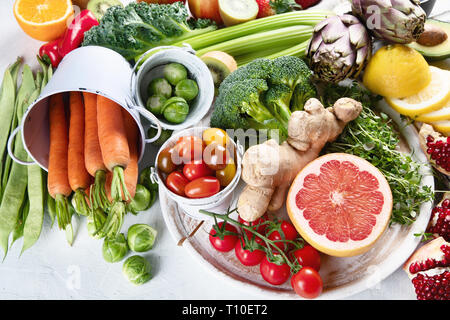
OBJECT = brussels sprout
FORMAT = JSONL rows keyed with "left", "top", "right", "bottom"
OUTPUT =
{"left": 122, "top": 255, "right": 152, "bottom": 285}
{"left": 139, "top": 166, "right": 158, "bottom": 209}
{"left": 147, "top": 127, "right": 173, "bottom": 147}
{"left": 163, "top": 63, "right": 188, "bottom": 86}
{"left": 148, "top": 78, "right": 172, "bottom": 98}
{"left": 128, "top": 184, "right": 151, "bottom": 214}
{"left": 102, "top": 233, "right": 129, "bottom": 263}
{"left": 87, "top": 208, "right": 107, "bottom": 239}
{"left": 146, "top": 95, "right": 167, "bottom": 115}
{"left": 175, "top": 79, "right": 199, "bottom": 102}
{"left": 161, "top": 96, "right": 189, "bottom": 124}
{"left": 127, "top": 223, "right": 157, "bottom": 252}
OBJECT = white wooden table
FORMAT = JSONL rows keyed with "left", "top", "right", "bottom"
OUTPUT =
{"left": 0, "top": 0, "right": 447, "bottom": 300}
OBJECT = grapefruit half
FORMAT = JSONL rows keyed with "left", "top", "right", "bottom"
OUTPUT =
{"left": 287, "top": 153, "right": 393, "bottom": 257}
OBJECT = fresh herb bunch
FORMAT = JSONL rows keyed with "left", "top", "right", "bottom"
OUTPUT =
{"left": 322, "top": 82, "right": 434, "bottom": 225}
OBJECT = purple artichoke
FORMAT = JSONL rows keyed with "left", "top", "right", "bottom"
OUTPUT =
{"left": 351, "top": 0, "right": 426, "bottom": 44}
{"left": 306, "top": 14, "right": 372, "bottom": 83}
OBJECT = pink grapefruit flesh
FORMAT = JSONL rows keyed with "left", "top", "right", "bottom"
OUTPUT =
{"left": 287, "top": 153, "right": 393, "bottom": 257}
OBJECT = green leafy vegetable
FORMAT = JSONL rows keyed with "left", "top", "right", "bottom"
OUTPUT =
{"left": 82, "top": 2, "right": 217, "bottom": 61}
{"left": 323, "top": 82, "right": 434, "bottom": 225}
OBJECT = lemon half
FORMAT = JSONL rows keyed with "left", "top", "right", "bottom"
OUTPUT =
{"left": 386, "top": 67, "right": 450, "bottom": 117}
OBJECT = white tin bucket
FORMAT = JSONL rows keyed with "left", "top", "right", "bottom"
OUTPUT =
{"left": 152, "top": 127, "right": 243, "bottom": 220}
{"left": 7, "top": 46, "right": 162, "bottom": 170}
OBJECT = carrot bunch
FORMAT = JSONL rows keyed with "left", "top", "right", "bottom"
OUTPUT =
{"left": 47, "top": 92, "right": 139, "bottom": 243}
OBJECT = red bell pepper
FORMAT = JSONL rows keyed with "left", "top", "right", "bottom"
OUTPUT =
{"left": 58, "top": 9, "right": 99, "bottom": 58}
{"left": 39, "top": 39, "right": 63, "bottom": 68}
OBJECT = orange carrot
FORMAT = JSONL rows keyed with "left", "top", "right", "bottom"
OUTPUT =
{"left": 68, "top": 92, "right": 92, "bottom": 190}
{"left": 48, "top": 93, "right": 72, "bottom": 232}
{"left": 83, "top": 92, "right": 106, "bottom": 175}
{"left": 122, "top": 109, "right": 139, "bottom": 199}
{"left": 67, "top": 92, "right": 92, "bottom": 216}
{"left": 97, "top": 95, "right": 130, "bottom": 171}
{"left": 96, "top": 95, "right": 131, "bottom": 202}
{"left": 83, "top": 92, "right": 108, "bottom": 210}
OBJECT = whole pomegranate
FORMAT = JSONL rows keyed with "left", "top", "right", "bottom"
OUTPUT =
{"left": 403, "top": 237, "right": 450, "bottom": 300}
{"left": 427, "top": 193, "right": 450, "bottom": 242}
{"left": 419, "top": 124, "right": 450, "bottom": 176}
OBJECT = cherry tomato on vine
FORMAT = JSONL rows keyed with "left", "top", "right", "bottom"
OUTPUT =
{"left": 267, "top": 220, "right": 298, "bottom": 252}
{"left": 184, "top": 176, "right": 220, "bottom": 199}
{"left": 259, "top": 256, "right": 291, "bottom": 285}
{"left": 291, "top": 267, "right": 323, "bottom": 299}
{"left": 234, "top": 237, "right": 266, "bottom": 266}
{"left": 209, "top": 222, "right": 238, "bottom": 252}
{"left": 238, "top": 214, "right": 269, "bottom": 244}
{"left": 183, "top": 159, "right": 214, "bottom": 181}
{"left": 291, "top": 245, "right": 321, "bottom": 272}
{"left": 165, "top": 171, "right": 189, "bottom": 196}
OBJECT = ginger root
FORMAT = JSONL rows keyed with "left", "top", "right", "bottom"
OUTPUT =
{"left": 237, "top": 97, "right": 363, "bottom": 222}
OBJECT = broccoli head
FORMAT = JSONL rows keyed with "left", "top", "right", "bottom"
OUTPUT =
{"left": 211, "top": 79, "right": 288, "bottom": 141}
{"left": 211, "top": 56, "right": 316, "bottom": 144}
{"left": 220, "top": 58, "right": 273, "bottom": 89}
{"left": 82, "top": 2, "right": 217, "bottom": 61}
{"left": 264, "top": 84, "right": 292, "bottom": 128}
{"left": 290, "top": 80, "right": 318, "bottom": 112}
{"left": 269, "top": 56, "right": 312, "bottom": 91}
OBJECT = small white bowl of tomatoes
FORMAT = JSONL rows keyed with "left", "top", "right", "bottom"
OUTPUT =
{"left": 153, "top": 127, "right": 242, "bottom": 220}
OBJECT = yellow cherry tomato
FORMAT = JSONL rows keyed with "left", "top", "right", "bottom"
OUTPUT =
{"left": 216, "top": 159, "right": 236, "bottom": 187}
{"left": 202, "top": 128, "right": 229, "bottom": 147}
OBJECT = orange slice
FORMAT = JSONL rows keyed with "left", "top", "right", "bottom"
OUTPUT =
{"left": 13, "top": 0, "right": 74, "bottom": 41}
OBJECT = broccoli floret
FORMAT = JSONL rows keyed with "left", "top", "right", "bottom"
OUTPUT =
{"left": 269, "top": 56, "right": 312, "bottom": 91}
{"left": 290, "top": 80, "right": 317, "bottom": 112}
{"left": 211, "top": 79, "right": 288, "bottom": 141}
{"left": 82, "top": 2, "right": 217, "bottom": 61}
{"left": 264, "top": 84, "right": 292, "bottom": 128}
{"left": 220, "top": 58, "right": 273, "bottom": 89}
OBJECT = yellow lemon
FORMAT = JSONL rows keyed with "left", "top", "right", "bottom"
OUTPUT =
{"left": 363, "top": 44, "right": 431, "bottom": 99}
{"left": 386, "top": 67, "right": 450, "bottom": 117}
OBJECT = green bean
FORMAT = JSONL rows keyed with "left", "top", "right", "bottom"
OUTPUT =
{"left": 37, "top": 56, "right": 48, "bottom": 91}
{"left": 21, "top": 61, "right": 51, "bottom": 253}
{"left": 0, "top": 68, "right": 17, "bottom": 197}
{"left": 47, "top": 191, "right": 56, "bottom": 227}
{"left": 1, "top": 65, "right": 35, "bottom": 200}
{"left": 11, "top": 196, "right": 29, "bottom": 246}
{"left": 22, "top": 164, "right": 44, "bottom": 254}
{"left": 0, "top": 65, "right": 35, "bottom": 258}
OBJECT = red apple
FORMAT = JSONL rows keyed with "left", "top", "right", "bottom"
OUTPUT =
{"left": 188, "top": 0, "right": 223, "bottom": 25}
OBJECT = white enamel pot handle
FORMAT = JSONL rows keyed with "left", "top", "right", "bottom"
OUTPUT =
{"left": 7, "top": 126, "right": 36, "bottom": 166}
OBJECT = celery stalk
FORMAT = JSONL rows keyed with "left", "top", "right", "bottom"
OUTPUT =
{"left": 174, "top": 10, "right": 332, "bottom": 50}
{"left": 195, "top": 26, "right": 313, "bottom": 58}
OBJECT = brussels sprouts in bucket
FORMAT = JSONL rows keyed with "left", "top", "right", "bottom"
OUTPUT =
{"left": 175, "top": 79, "right": 199, "bottom": 102}
{"left": 127, "top": 224, "right": 157, "bottom": 252}
{"left": 163, "top": 63, "right": 188, "bottom": 85}
{"left": 122, "top": 255, "right": 152, "bottom": 285}
{"left": 162, "top": 97, "right": 189, "bottom": 124}
{"left": 148, "top": 78, "right": 172, "bottom": 98}
{"left": 102, "top": 233, "right": 129, "bottom": 263}
{"left": 146, "top": 95, "right": 167, "bottom": 115}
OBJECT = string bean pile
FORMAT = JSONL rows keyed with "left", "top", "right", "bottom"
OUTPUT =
{"left": 0, "top": 57, "right": 52, "bottom": 259}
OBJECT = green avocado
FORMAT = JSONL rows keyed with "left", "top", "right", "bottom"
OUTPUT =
{"left": 408, "top": 19, "right": 450, "bottom": 61}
